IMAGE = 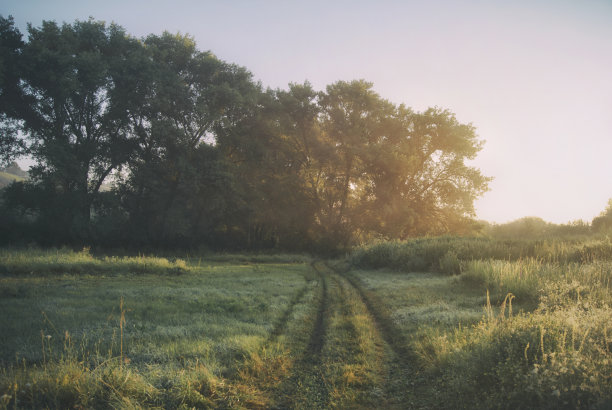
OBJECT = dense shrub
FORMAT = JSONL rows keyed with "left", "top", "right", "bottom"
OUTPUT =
{"left": 350, "top": 237, "right": 612, "bottom": 274}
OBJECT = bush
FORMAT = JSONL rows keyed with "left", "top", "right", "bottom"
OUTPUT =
{"left": 439, "top": 251, "right": 462, "bottom": 275}
{"left": 350, "top": 237, "right": 612, "bottom": 274}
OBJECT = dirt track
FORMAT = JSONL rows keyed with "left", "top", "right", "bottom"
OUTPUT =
{"left": 269, "top": 262, "right": 417, "bottom": 409}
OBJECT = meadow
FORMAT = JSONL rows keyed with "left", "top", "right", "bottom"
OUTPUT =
{"left": 0, "top": 240, "right": 610, "bottom": 409}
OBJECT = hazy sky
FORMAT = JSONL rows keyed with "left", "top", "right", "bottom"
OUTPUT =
{"left": 2, "top": 0, "right": 611, "bottom": 224}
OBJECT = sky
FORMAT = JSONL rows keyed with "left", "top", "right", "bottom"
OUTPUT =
{"left": 2, "top": 0, "right": 611, "bottom": 224}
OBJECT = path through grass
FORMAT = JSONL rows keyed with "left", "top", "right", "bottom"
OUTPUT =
{"left": 1, "top": 248, "right": 610, "bottom": 408}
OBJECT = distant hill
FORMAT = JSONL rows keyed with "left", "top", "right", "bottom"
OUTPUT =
{"left": 0, "top": 162, "right": 28, "bottom": 188}
{"left": 2, "top": 162, "right": 28, "bottom": 178}
{"left": 0, "top": 163, "right": 115, "bottom": 191}
{"left": 0, "top": 171, "right": 25, "bottom": 188}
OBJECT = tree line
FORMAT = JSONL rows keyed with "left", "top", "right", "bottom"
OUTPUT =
{"left": 0, "top": 16, "right": 491, "bottom": 251}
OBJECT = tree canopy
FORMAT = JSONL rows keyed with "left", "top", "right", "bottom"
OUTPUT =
{"left": 592, "top": 199, "right": 612, "bottom": 234}
{"left": 0, "top": 16, "right": 492, "bottom": 251}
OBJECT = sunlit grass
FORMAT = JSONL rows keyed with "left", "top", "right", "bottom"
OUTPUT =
{"left": 461, "top": 258, "right": 612, "bottom": 305}
{"left": 0, "top": 247, "right": 190, "bottom": 276}
{"left": 0, "top": 250, "right": 314, "bottom": 408}
{"left": 322, "top": 274, "right": 384, "bottom": 408}
{"left": 2, "top": 243, "right": 611, "bottom": 408}
{"left": 353, "top": 253, "right": 612, "bottom": 408}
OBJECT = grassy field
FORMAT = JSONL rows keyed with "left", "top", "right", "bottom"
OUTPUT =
{"left": 0, "top": 250, "right": 319, "bottom": 408}
{"left": 349, "top": 237, "right": 612, "bottom": 409}
{"left": 0, "top": 244, "right": 611, "bottom": 408}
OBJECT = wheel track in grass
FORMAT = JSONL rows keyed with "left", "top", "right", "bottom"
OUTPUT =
{"left": 271, "top": 261, "right": 418, "bottom": 408}
{"left": 272, "top": 261, "right": 330, "bottom": 409}
{"left": 323, "top": 271, "right": 387, "bottom": 408}
{"left": 304, "top": 262, "right": 329, "bottom": 359}
{"left": 326, "top": 262, "right": 420, "bottom": 408}
{"left": 327, "top": 262, "right": 414, "bottom": 367}
{"left": 228, "top": 263, "right": 329, "bottom": 409}
{"left": 267, "top": 282, "right": 311, "bottom": 344}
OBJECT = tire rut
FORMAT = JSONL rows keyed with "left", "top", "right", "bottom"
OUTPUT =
{"left": 272, "top": 262, "right": 330, "bottom": 409}
{"left": 267, "top": 283, "right": 310, "bottom": 344}
{"left": 326, "top": 262, "right": 421, "bottom": 408}
{"left": 328, "top": 262, "right": 414, "bottom": 367}
{"left": 304, "top": 262, "right": 328, "bottom": 360}
{"left": 273, "top": 262, "right": 417, "bottom": 409}
{"left": 323, "top": 271, "right": 388, "bottom": 408}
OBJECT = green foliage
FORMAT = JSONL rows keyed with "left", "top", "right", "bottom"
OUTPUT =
{"left": 351, "top": 236, "right": 612, "bottom": 273}
{"left": 0, "top": 17, "right": 150, "bottom": 244}
{"left": 439, "top": 250, "right": 462, "bottom": 275}
{"left": 0, "top": 17, "right": 27, "bottom": 167}
{"left": 310, "top": 82, "right": 490, "bottom": 245}
{"left": 487, "top": 216, "right": 593, "bottom": 239}
{"left": 460, "top": 259, "right": 542, "bottom": 302}
{"left": 461, "top": 258, "right": 612, "bottom": 306}
{"left": 421, "top": 296, "right": 612, "bottom": 409}
{"left": 1, "top": 16, "right": 491, "bottom": 251}
{"left": 592, "top": 199, "right": 612, "bottom": 234}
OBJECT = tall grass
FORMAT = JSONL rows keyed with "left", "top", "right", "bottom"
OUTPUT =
{"left": 0, "top": 247, "right": 189, "bottom": 276}
{"left": 351, "top": 236, "right": 612, "bottom": 274}
{"left": 352, "top": 236, "right": 612, "bottom": 408}
{"left": 461, "top": 259, "right": 612, "bottom": 305}
{"left": 1, "top": 330, "right": 161, "bottom": 409}
{"left": 0, "top": 248, "right": 312, "bottom": 277}
{"left": 413, "top": 289, "right": 612, "bottom": 409}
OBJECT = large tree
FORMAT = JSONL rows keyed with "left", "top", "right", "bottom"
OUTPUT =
{"left": 0, "top": 16, "right": 26, "bottom": 166}
{"left": 117, "top": 32, "right": 260, "bottom": 247}
{"left": 365, "top": 105, "right": 491, "bottom": 238}
{"left": 1, "top": 18, "right": 146, "bottom": 240}
{"left": 314, "top": 80, "right": 395, "bottom": 245}
{"left": 1, "top": 17, "right": 491, "bottom": 249}
{"left": 227, "top": 84, "right": 322, "bottom": 249}
{"left": 314, "top": 80, "right": 491, "bottom": 243}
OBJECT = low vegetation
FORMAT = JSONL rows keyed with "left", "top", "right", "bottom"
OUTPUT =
{"left": 351, "top": 236, "right": 612, "bottom": 409}
{"left": 0, "top": 251, "right": 315, "bottom": 408}
{"left": 351, "top": 236, "right": 612, "bottom": 273}
{"left": 1, "top": 237, "right": 611, "bottom": 408}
